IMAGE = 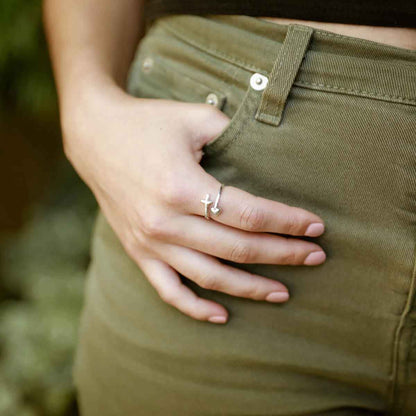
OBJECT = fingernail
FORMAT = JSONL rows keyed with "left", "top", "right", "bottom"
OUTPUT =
{"left": 265, "top": 291, "right": 289, "bottom": 303}
{"left": 208, "top": 316, "right": 227, "bottom": 324}
{"left": 304, "top": 251, "right": 326, "bottom": 265}
{"left": 304, "top": 223, "right": 325, "bottom": 237}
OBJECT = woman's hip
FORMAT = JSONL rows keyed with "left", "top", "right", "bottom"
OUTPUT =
{"left": 74, "top": 14, "right": 416, "bottom": 416}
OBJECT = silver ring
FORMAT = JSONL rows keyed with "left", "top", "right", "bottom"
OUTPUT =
{"left": 200, "top": 193, "right": 213, "bottom": 220}
{"left": 200, "top": 183, "right": 224, "bottom": 220}
{"left": 210, "top": 183, "right": 224, "bottom": 216}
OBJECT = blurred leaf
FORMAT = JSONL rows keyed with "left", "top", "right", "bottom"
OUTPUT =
{"left": 0, "top": 0, "right": 57, "bottom": 117}
{"left": 0, "top": 164, "right": 97, "bottom": 416}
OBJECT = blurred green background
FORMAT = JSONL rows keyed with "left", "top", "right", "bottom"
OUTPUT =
{"left": 0, "top": 1, "right": 98, "bottom": 415}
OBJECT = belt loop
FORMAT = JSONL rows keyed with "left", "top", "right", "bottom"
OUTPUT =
{"left": 255, "top": 24, "right": 313, "bottom": 127}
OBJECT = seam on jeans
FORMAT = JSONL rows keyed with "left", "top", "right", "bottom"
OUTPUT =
{"left": 160, "top": 21, "right": 267, "bottom": 74}
{"left": 256, "top": 30, "right": 289, "bottom": 122}
{"left": 144, "top": 34, "right": 246, "bottom": 101}
{"left": 387, "top": 242, "right": 416, "bottom": 413}
{"left": 165, "top": 48, "right": 250, "bottom": 112}
{"left": 268, "top": 29, "right": 289, "bottom": 116}
{"left": 150, "top": 52, "right": 235, "bottom": 101}
{"left": 399, "top": 321, "right": 416, "bottom": 416}
{"left": 313, "top": 30, "right": 416, "bottom": 58}
{"left": 160, "top": 20, "right": 416, "bottom": 104}
{"left": 176, "top": 45, "right": 246, "bottom": 94}
{"left": 161, "top": 18, "right": 416, "bottom": 73}
{"left": 217, "top": 88, "right": 259, "bottom": 156}
{"left": 159, "top": 21, "right": 416, "bottom": 105}
{"left": 296, "top": 80, "right": 416, "bottom": 104}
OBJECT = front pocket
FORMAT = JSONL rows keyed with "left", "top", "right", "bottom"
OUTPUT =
{"left": 202, "top": 82, "right": 260, "bottom": 156}
{"left": 127, "top": 51, "right": 227, "bottom": 111}
{"left": 126, "top": 42, "right": 261, "bottom": 157}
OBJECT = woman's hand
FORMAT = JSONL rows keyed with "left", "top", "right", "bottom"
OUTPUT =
{"left": 61, "top": 82, "right": 326, "bottom": 324}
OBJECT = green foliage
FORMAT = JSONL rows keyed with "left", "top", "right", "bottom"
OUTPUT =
{"left": 0, "top": 165, "right": 97, "bottom": 416}
{"left": 0, "top": 2, "right": 98, "bottom": 415}
{"left": 0, "top": 0, "right": 57, "bottom": 116}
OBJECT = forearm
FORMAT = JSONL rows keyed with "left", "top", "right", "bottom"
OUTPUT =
{"left": 42, "top": 0, "right": 145, "bottom": 112}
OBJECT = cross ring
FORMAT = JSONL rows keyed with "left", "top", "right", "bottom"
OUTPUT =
{"left": 200, "top": 183, "right": 224, "bottom": 220}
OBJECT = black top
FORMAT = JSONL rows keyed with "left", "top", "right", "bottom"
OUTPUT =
{"left": 144, "top": 0, "right": 416, "bottom": 28}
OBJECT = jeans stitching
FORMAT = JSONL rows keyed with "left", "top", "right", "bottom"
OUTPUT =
{"left": 398, "top": 300, "right": 416, "bottom": 415}
{"left": 387, "top": 243, "right": 416, "bottom": 414}
{"left": 313, "top": 29, "right": 416, "bottom": 58}
{"left": 296, "top": 80, "right": 416, "bottom": 104}
{"left": 160, "top": 20, "right": 267, "bottom": 74}
{"left": 213, "top": 88, "right": 260, "bottom": 156}
{"left": 160, "top": 21, "right": 416, "bottom": 105}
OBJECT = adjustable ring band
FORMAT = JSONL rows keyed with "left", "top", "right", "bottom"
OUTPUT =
{"left": 200, "top": 193, "right": 213, "bottom": 220}
{"left": 200, "top": 184, "right": 224, "bottom": 220}
{"left": 210, "top": 183, "right": 224, "bottom": 216}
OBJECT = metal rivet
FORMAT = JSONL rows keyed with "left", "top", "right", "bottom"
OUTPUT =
{"left": 205, "top": 93, "right": 219, "bottom": 106}
{"left": 142, "top": 57, "right": 153, "bottom": 73}
{"left": 250, "top": 73, "right": 268, "bottom": 91}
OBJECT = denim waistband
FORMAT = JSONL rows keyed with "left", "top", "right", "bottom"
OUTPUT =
{"left": 153, "top": 14, "right": 416, "bottom": 106}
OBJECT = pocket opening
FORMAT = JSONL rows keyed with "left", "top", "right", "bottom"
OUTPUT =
{"left": 202, "top": 82, "right": 260, "bottom": 156}
{"left": 127, "top": 47, "right": 260, "bottom": 157}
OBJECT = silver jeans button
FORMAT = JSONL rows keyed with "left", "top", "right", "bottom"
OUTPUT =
{"left": 142, "top": 57, "right": 154, "bottom": 73}
{"left": 250, "top": 73, "right": 268, "bottom": 91}
{"left": 205, "top": 93, "right": 219, "bottom": 106}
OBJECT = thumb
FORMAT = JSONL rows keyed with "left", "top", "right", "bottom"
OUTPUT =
{"left": 188, "top": 104, "right": 231, "bottom": 150}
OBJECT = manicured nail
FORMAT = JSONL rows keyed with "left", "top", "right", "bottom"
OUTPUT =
{"left": 265, "top": 291, "right": 290, "bottom": 303}
{"left": 304, "top": 251, "right": 326, "bottom": 265}
{"left": 304, "top": 223, "right": 325, "bottom": 237}
{"left": 208, "top": 316, "right": 227, "bottom": 324}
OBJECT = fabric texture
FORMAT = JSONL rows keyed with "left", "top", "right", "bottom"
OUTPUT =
{"left": 143, "top": 0, "right": 416, "bottom": 28}
{"left": 73, "top": 14, "right": 416, "bottom": 416}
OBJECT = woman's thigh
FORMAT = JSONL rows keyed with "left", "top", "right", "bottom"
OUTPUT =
{"left": 73, "top": 14, "right": 416, "bottom": 416}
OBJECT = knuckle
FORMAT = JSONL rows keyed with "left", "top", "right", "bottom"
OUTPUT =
{"left": 197, "top": 273, "right": 219, "bottom": 291}
{"left": 141, "top": 214, "right": 167, "bottom": 239}
{"left": 284, "top": 213, "right": 302, "bottom": 235}
{"left": 162, "top": 185, "right": 183, "bottom": 206}
{"left": 250, "top": 283, "right": 266, "bottom": 300}
{"left": 239, "top": 202, "right": 265, "bottom": 231}
{"left": 278, "top": 247, "right": 302, "bottom": 265}
{"left": 229, "top": 240, "right": 253, "bottom": 263}
{"left": 296, "top": 211, "right": 312, "bottom": 231}
{"left": 241, "top": 277, "right": 264, "bottom": 300}
{"left": 160, "top": 177, "right": 189, "bottom": 207}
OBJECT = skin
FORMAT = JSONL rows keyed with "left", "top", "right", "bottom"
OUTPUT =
{"left": 42, "top": 0, "right": 414, "bottom": 325}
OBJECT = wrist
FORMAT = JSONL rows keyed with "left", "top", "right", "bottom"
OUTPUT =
{"left": 59, "top": 69, "right": 124, "bottom": 113}
{"left": 59, "top": 71, "right": 130, "bottom": 142}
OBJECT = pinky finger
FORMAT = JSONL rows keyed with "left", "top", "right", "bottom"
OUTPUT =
{"left": 139, "top": 257, "right": 229, "bottom": 324}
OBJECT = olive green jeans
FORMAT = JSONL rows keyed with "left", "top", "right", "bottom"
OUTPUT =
{"left": 73, "top": 14, "right": 416, "bottom": 416}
